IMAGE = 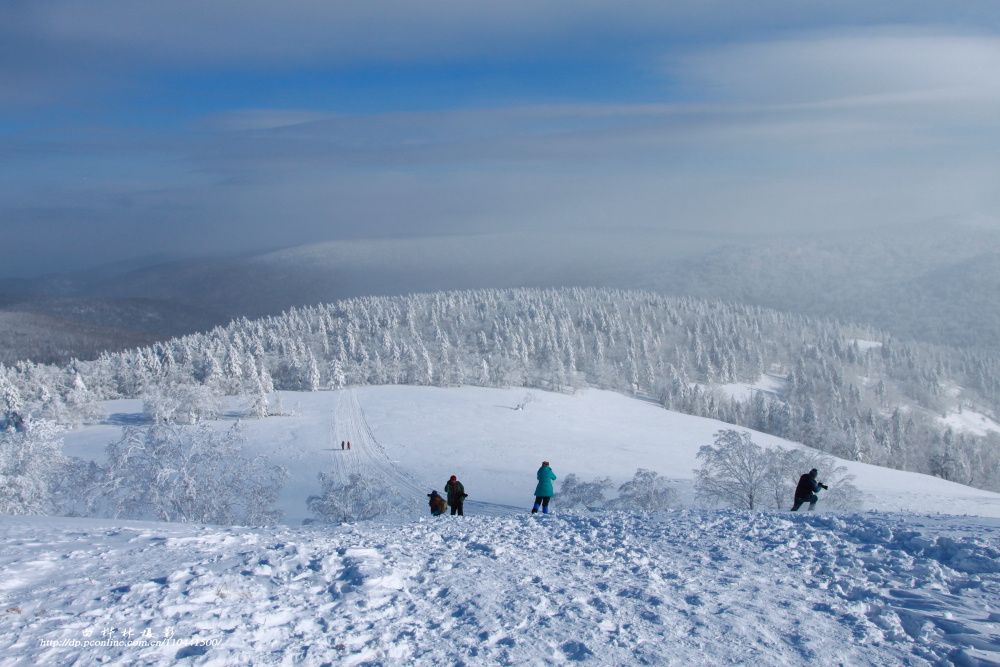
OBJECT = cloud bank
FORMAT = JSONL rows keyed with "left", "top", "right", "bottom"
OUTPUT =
{"left": 1, "top": 2, "right": 998, "bottom": 277}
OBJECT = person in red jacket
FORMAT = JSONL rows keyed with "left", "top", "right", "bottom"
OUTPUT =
{"left": 427, "top": 490, "right": 447, "bottom": 516}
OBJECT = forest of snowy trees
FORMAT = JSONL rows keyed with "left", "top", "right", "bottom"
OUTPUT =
{"left": 2, "top": 288, "right": 1000, "bottom": 506}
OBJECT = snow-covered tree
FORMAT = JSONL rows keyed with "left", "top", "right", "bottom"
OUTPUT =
{"left": 0, "top": 420, "right": 67, "bottom": 515}
{"left": 247, "top": 378, "right": 271, "bottom": 419}
{"left": 306, "top": 350, "right": 320, "bottom": 392}
{"left": 64, "top": 372, "right": 104, "bottom": 427}
{"left": 100, "top": 422, "right": 287, "bottom": 524}
{"left": 51, "top": 456, "right": 104, "bottom": 518}
{"left": 695, "top": 430, "right": 778, "bottom": 510}
{"left": 142, "top": 384, "right": 224, "bottom": 424}
{"left": 329, "top": 360, "right": 346, "bottom": 390}
{"left": 0, "top": 371, "right": 24, "bottom": 429}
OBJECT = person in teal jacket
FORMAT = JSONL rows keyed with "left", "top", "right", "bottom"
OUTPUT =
{"left": 532, "top": 461, "right": 557, "bottom": 514}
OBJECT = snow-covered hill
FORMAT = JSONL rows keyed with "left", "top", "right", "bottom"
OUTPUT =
{"left": 62, "top": 386, "right": 1000, "bottom": 524}
{"left": 7, "top": 386, "right": 1000, "bottom": 665}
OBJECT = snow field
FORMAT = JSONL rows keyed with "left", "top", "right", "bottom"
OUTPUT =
{"left": 61, "top": 386, "right": 1000, "bottom": 523}
{"left": 3, "top": 510, "right": 1000, "bottom": 666}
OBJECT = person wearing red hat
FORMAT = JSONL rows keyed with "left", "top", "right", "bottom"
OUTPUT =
{"left": 444, "top": 475, "right": 467, "bottom": 516}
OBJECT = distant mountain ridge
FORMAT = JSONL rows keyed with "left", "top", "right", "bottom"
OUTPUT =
{"left": 644, "top": 221, "right": 1000, "bottom": 351}
{"left": 1, "top": 221, "right": 997, "bottom": 363}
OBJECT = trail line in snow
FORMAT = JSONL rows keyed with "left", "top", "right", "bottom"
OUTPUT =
{"left": 330, "top": 389, "right": 427, "bottom": 515}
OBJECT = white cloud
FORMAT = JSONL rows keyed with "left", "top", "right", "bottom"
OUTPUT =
{"left": 3, "top": 6, "right": 1000, "bottom": 276}
{"left": 672, "top": 30, "right": 1000, "bottom": 106}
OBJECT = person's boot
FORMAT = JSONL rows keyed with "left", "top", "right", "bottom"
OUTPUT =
{"left": 532, "top": 503, "right": 540, "bottom": 513}
{"left": 542, "top": 505, "right": 549, "bottom": 514}
{"left": 808, "top": 502, "right": 816, "bottom": 511}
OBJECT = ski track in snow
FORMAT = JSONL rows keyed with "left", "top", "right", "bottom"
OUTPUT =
{"left": 3, "top": 511, "right": 1000, "bottom": 666}
{"left": 329, "top": 389, "right": 425, "bottom": 497}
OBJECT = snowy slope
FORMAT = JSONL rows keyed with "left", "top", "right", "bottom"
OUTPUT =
{"left": 3, "top": 511, "right": 1000, "bottom": 665}
{"left": 62, "top": 386, "right": 1000, "bottom": 524}
{"left": 7, "top": 386, "right": 1000, "bottom": 665}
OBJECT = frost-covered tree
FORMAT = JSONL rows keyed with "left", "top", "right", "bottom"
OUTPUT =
{"left": 306, "top": 472, "right": 398, "bottom": 523}
{"left": 0, "top": 420, "right": 67, "bottom": 515}
{"left": 247, "top": 379, "right": 271, "bottom": 419}
{"left": 558, "top": 474, "right": 612, "bottom": 511}
{"left": 328, "top": 359, "right": 346, "bottom": 390}
{"left": 695, "top": 430, "right": 779, "bottom": 510}
{"left": 142, "top": 384, "right": 224, "bottom": 424}
{"left": 0, "top": 371, "right": 24, "bottom": 429}
{"left": 608, "top": 468, "right": 680, "bottom": 511}
{"left": 306, "top": 350, "right": 320, "bottom": 392}
{"left": 100, "top": 422, "right": 287, "bottom": 524}
{"left": 64, "top": 372, "right": 104, "bottom": 427}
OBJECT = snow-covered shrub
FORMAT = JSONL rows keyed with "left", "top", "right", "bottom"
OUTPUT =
{"left": 558, "top": 474, "right": 612, "bottom": 511}
{"left": 0, "top": 420, "right": 67, "bottom": 515}
{"left": 307, "top": 472, "right": 398, "bottom": 523}
{"left": 515, "top": 393, "right": 535, "bottom": 411}
{"left": 608, "top": 468, "right": 680, "bottom": 511}
{"left": 100, "top": 422, "right": 287, "bottom": 524}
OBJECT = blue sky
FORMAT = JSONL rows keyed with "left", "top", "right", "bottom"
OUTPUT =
{"left": 2, "top": 1, "right": 999, "bottom": 278}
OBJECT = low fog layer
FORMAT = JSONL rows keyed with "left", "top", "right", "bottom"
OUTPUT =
{"left": 1, "top": 221, "right": 998, "bottom": 364}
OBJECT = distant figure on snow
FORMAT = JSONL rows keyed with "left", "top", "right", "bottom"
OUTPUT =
{"left": 532, "top": 461, "right": 557, "bottom": 514}
{"left": 347, "top": 441, "right": 351, "bottom": 450}
{"left": 341, "top": 441, "right": 345, "bottom": 450}
{"left": 444, "top": 475, "right": 468, "bottom": 516}
{"left": 428, "top": 490, "right": 447, "bottom": 516}
{"left": 790, "top": 468, "right": 828, "bottom": 511}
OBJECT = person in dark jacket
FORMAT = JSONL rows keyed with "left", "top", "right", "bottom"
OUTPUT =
{"left": 444, "top": 475, "right": 467, "bottom": 516}
{"left": 532, "top": 461, "right": 557, "bottom": 514}
{"left": 427, "top": 490, "right": 447, "bottom": 516}
{"left": 790, "top": 468, "right": 828, "bottom": 511}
